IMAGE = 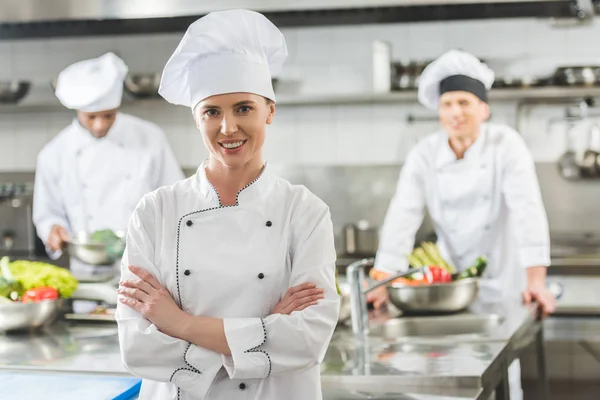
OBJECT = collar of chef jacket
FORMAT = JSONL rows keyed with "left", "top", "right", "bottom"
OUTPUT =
{"left": 69, "top": 112, "right": 127, "bottom": 152}
{"left": 434, "top": 123, "right": 488, "bottom": 170}
{"left": 193, "top": 160, "right": 273, "bottom": 206}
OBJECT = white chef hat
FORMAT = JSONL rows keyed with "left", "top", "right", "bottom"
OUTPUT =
{"left": 158, "top": 9, "right": 287, "bottom": 109}
{"left": 55, "top": 52, "right": 128, "bottom": 112}
{"left": 418, "top": 49, "right": 495, "bottom": 110}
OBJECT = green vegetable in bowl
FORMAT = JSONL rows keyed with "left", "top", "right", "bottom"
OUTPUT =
{"left": 91, "top": 229, "right": 121, "bottom": 244}
{"left": 91, "top": 229, "right": 125, "bottom": 259}
{"left": 456, "top": 256, "right": 487, "bottom": 280}
{"left": 0, "top": 257, "right": 23, "bottom": 300}
{"left": 8, "top": 260, "right": 78, "bottom": 298}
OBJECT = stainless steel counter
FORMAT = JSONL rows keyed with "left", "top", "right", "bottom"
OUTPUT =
{"left": 322, "top": 299, "right": 544, "bottom": 400}
{"left": 0, "top": 299, "right": 542, "bottom": 400}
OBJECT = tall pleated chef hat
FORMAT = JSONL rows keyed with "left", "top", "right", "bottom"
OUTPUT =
{"left": 55, "top": 52, "right": 128, "bottom": 112}
{"left": 418, "top": 49, "right": 495, "bottom": 110}
{"left": 158, "top": 9, "right": 287, "bottom": 109}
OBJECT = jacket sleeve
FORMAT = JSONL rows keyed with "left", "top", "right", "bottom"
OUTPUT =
{"left": 116, "top": 194, "right": 222, "bottom": 398}
{"left": 374, "top": 148, "right": 427, "bottom": 273}
{"left": 155, "top": 128, "right": 185, "bottom": 188}
{"left": 32, "top": 148, "right": 69, "bottom": 257}
{"left": 217, "top": 193, "right": 339, "bottom": 380}
{"left": 501, "top": 131, "right": 551, "bottom": 268}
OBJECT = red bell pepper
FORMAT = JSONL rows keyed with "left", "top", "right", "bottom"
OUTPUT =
{"left": 22, "top": 287, "right": 59, "bottom": 303}
{"left": 424, "top": 266, "right": 452, "bottom": 283}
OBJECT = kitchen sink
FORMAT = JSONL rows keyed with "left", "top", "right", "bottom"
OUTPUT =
{"left": 370, "top": 314, "right": 503, "bottom": 340}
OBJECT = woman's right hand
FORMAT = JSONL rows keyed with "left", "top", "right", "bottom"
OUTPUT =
{"left": 273, "top": 282, "right": 325, "bottom": 315}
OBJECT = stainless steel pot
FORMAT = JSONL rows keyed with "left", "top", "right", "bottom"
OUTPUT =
{"left": 343, "top": 221, "right": 379, "bottom": 257}
{"left": 386, "top": 278, "right": 479, "bottom": 314}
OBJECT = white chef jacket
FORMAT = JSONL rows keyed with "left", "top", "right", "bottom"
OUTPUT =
{"left": 116, "top": 162, "right": 340, "bottom": 400}
{"left": 375, "top": 123, "right": 551, "bottom": 301}
{"left": 33, "top": 113, "right": 184, "bottom": 250}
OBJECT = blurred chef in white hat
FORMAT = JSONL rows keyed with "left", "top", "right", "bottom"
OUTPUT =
{"left": 33, "top": 52, "right": 184, "bottom": 275}
{"left": 368, "top": 49, "right": 556, "bottom": 400}
{"left": 115, "top": 9, "right": 338, "bottom": 400}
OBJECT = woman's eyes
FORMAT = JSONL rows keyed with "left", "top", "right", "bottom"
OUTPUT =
{"left": 237, "top": 106, "right": 252, "bottom": 114}
{"left": 203, "top": 106, "right": 253, "bottom": 117}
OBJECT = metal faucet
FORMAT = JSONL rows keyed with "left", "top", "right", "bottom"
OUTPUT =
{"left": 346, "top": 258, "right": 423, "bottom": 342}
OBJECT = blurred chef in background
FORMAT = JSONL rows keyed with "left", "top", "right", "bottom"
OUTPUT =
{"left": 33, "top": 52, "right": 184, "bottom": 274}
{"left": 368, "top": 49, "right": 556, "bottom": 400}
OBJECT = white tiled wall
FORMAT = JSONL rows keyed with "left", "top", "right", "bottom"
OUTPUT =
{"left": 0, "top": 17, "right": 599, "bottom": 171}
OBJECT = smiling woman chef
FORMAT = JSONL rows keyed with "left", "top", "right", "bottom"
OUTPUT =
{"left": 115, "top": 9, "right": 339, "bottom": 400}
{"left": 368, "top": 50, "right": 556, "bottom": 400}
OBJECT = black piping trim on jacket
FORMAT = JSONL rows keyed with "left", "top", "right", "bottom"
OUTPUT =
{"left": 170, "top": 343, "right": 202, "bottom": 392}
{"left": 243, "top": 318, "right": 272, "bottom": 377}
{"left": 171, "top": 165, "right": 267, "bottom": 391}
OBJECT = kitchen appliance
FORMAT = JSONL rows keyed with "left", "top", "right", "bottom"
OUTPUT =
{"left": 343, "top": 221, "right": 379, "bottom": 257}
{"left": 0, "top": 182, "right": 36, "bottom": 257}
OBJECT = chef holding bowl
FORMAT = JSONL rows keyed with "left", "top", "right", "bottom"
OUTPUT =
{"left": 367, "top": 50, "right": 556, "bottom": 400}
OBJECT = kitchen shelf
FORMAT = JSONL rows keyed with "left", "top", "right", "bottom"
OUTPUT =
{"left": 276, "top": 86, "right": 600, "bottom": 106}
{"left": 2, "top": 86, "right": 600, "bottom": 113}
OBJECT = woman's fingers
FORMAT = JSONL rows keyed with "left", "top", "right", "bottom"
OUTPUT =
{"left": 118, "top": 286, "right": 150, "bottom": 303}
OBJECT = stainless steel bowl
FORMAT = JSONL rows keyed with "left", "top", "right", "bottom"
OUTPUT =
{"left": 0, "top": 299, "right": 65, "bottom": 333}
{"left": 387, "top": 278, "right": 479, "bottom": 314}
{"left": 124, "top": 73, "right": 161, "bottom": 98}
{"left": 0, "top": 81, "right": 30, "bottom": 103}
{"left": 66, "top": 231, "right": 125, "bottom": 266}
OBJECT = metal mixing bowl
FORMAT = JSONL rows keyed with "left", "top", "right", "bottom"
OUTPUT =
{"left": 66, "top": 231, "right": 125, "bottom": 266}
{"left": 387, "top": 278, "right": 479, "bottom": 314}
{"left": 0, "top": 299, "right": 65, "bottom": 333}
{"left": 124, "top": 73, "right": 161, "bottom": 98}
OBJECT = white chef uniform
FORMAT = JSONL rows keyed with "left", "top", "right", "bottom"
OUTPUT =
{"left": 375, "top": 50, "right": 551, "bottom": 400}
{"left": 116, "top": 9, "right": 339, "bottom": 400}
{"left": 33, "top": 53, "right": 184, "bottom": 276}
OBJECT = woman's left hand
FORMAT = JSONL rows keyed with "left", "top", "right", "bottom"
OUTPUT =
{"left": 118, "top": 265, "right": 186, "bottom": 338}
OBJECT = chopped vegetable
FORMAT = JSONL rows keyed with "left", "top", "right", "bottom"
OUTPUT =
{"left": 0, "top": 256, "right": 24, "bottom": 300}
{"left": 8, "top": 260, "right": 78, "bottom": 298}
{"left": 456, "top": 256, "right": 487, "bottom": 280}
{"left": 424, "top": 266, "right": 452, "bottom": 283}
{"left": 22, "top": 286, "right": 59, "bottom": 303}
{"left": 407, "top": 242, "right": 456, "bottom": 274}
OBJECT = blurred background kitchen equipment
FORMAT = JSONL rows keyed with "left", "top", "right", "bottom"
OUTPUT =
{"left": 66, "top": 231, "right": 125, "bottom": 266}
{"left": 0, "top": 81, "right": 31, "bottom": 103}
{"left": 386, "top": 278, "right": 479, "bottom": 314}
{"left": 124, "top": 73, "right": 160, "bottom": 98}
{"left": 391, "top": 61, "right": 430, "bottom": 91}
{"left": 343, "top": 220, "right": 379, "bottom": 257}
{"left": 553, "top": 66, "right": 600, "bottom": 86}
{"left": 0, "top": 299, "right": 65, "bottom": 333}
{"left": 337, "top": 275, "right": 351, "bottom": 324}
{"left": 578, "top": 122, "right": 600, "bottom": 178}
{"left": 0, "top": 182, "right": 36, "bottom": 257}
